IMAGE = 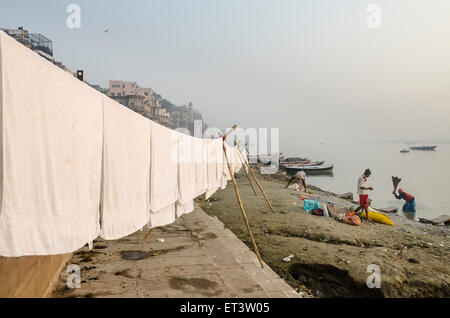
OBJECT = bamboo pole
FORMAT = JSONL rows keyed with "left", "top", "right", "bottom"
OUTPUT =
{"left": 223, "top": 140, "right": 264, "bottom": 268}
{"left": 200, "top": 197, "right": 207, "bottom": 208}
{"left": 234, "top": 141, "right": 258, "bottom": 196}
{"left": 143, "top": 227, "right": 155, "bottom": 242}
{"left": 224, "top": 125, "right": 237, "bottom": 139}
{"left": 237, "top": 145, "right": 276, "bottom": 213}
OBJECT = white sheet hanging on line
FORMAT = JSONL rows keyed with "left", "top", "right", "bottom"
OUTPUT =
{"left": 148, "top": 121, "right": 179, "bottom": 227}
{"left": 0, "top": 31, "right": 103, "bottom": 257}
{"left": 176, "top": 132, "right": 197, "bottom": 217}
{"left": 149, "top": 203, "right": 176, "bottom": 228}
{"left": 205, "top": 138, "right": 224, "bottom": 199}
{"left": 223, "top": 142, "right": 236, "bottom": 181}
{"left": 100, "top": 96, "right": 150, "bottom": 240}
{"left": 217, "top": 140, "right": 226, "bottom": 189}
{"left": 178, "top": 132, "right": 196, "bottom": 204}
{"left": 233, "top": 145, "right": 244, "bottom": 174}
{"left": 223, "top": 143, "right": 245, "bottom": 183}
{"left": 176, "top": 200, "right": 194, "bottom": 218}
{"left": 229, "top": 143, "right": 244, "bottom": 174}
{"left": 236, "top": 146, "right": 249, "bottom": 174}
{"left": 194, "top": 137, "right": 208, "bottom": 197}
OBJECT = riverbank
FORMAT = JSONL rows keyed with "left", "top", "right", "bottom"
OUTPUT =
{"left": 201, "top": 164, "right": 450, "bottom": 298}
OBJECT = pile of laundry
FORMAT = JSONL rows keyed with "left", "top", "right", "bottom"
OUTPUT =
{"left": 0, "top": 31, "right": 244, "bottom": 257}
{"left": 302, "top": 198, "right": 394, "bottom": 227}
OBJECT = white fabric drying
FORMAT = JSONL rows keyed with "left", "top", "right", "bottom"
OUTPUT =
{"left": 222, "top": 142, "right": 232, "bottom": 182}
{"left": 0, "top": 31, "right": 103, "bottom": 257}
{"left": 194, "top": 137, "right": 208, "bottom": 197}
{"left": 205, "top": 138, "right": 225, "bottom": 199}
{"left": 236, "top": 146, "right": 249, "bottom": 174}
{"left": 148, "top": 203, "right": 176, "bottom": 228}
{"left": 178, "top": 132, "right": 196, "bottom": 204}
{"left": 217, "top": 140, "right": 227, "bottom": 189}
{"left": 100, "top": 96, "right": 150, "bottom": 240}
{"left": 223, "top": 142, "right": 245, "bottom": 186}
{"left": 235, "top": 146, "right": 245, "bottom": 174}
{"left": 176, "top": 200, "right": 194, "bottom": 218}
{"left": 225, "top": 142, "right": 243, "bottom": 180}
{"left": 221, "top": 143, "right": 245, "bottom": 187}
{"left": 149, "top": 121, "right": 179, "bottom": 225}
{"left": 150, "top": 131, "right": 197, "bottom": 225}
{"left": 0, "top": 30, "right": 240, "bottom": 255}
{"left": 233, "top": 152, "right": 243, "bottom": 174}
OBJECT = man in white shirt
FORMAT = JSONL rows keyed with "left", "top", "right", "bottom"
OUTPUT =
{"left": 354, "top": 169, "right": 374, "bottom": 221}
{"left": 285, "top": 170, "right": 307, "bottom": 192}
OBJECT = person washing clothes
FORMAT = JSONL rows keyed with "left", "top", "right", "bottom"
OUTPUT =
{"left": 354, "top": 169, "right": 374, "bottom": 222}
{"left": 393, "top": 189, "right": 416, "bottom": 212}
{"left": 285, "top": 170, "right": 307, "bottom": 192}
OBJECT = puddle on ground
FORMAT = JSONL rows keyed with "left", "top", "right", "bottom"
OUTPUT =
{"left": 169, "top": 277, "right": 224, "bottom": 297}
{"left": 121, "top": 246, "right": 188, "bottom": 260}
{"left": 169, "top": 277, "right": 218, "bottom": 290}
{"left": 201, "top": 232, "right": 218, "bottom": 240}
{"left": 191, "top": 232, "right": 218, "bottom": 241}
{"left": 115, "top": 268, "right": 142, "bottom": 279}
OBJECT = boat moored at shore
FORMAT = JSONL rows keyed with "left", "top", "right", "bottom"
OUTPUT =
{"left": 285, "top": 163, "right": 334, "bottom": 174}
{"left": 282, "top": 161, "right": 325, "bottom": 168}
{"left": 409, "top": 145, "right": 437, "bottom": 151}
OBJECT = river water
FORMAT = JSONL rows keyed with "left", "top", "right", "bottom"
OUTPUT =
{"left": 283, "top": 141, "right": 450, "bottom": 221}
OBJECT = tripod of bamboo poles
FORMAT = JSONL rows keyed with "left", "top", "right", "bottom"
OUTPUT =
{"left": 222, "top": 129, "right": 264, "bottom": 268}
{"left": 235, "top": 143, "right": 276, "bottom": 213}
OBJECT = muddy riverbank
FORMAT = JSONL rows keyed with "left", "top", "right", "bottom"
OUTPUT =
{"left": 201, "top": 165, "right": 450, "bottom": 298}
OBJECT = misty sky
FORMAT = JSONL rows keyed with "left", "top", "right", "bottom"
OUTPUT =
{"left": 1, "top": 0, "right": 450, "bottom": 150}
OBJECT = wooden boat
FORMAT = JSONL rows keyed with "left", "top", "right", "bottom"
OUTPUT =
{"left": 419, "top": 215, "right": 450, "bottom": 226}
{"left": 281, "top": 160, "right": 310, "bottom": 166}
{"left": 248, "top": 153, "right": 285, "bottom": 163}
{"left": 283, "top": 161, "right": 325, "bottom": 168}
{"left": 281, "top": 158, "right": 310, "bottom": 166}
{"left": 409, "top": 145, "right": 437, "bottom": 151}
{"left": 285, "top": 163, "right": 334, "bottom": 173}
{"left": 283, "top": 157, "right": 310, "bottom": 162}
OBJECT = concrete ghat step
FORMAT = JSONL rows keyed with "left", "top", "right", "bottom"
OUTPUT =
{"left": 51, "top": 204, "right": 301, "bottom": 298}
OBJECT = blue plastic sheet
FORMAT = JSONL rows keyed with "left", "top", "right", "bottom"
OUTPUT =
{"left": 303, "top": 199, "right": 321, "bottom": 212}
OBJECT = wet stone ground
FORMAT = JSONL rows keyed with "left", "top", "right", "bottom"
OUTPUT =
{"left": 51, "top": 206, "right": 302, "bottom": 298}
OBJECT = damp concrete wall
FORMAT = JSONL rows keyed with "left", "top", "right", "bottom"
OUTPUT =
{"left": 0, "top": 253, "right": 71, "bottom": 298}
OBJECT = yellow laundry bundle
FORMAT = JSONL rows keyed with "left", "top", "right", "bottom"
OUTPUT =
{"left": 360, "top": 211, "right": 394, "bottom": 226}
